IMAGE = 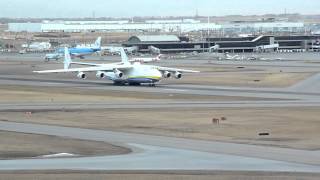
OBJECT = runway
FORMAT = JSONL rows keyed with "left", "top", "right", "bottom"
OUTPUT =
{"left": 1, "top": 74, "right": 320, "bottom": 104}
{"left": 1, "top": 100, "right": 320, "bottom": 112}
{"left": 0, "top": 121, "right": 319, "bottom": 172}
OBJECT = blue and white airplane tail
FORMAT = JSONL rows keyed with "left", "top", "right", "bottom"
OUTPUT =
{"left": 64, "top": 47, "right": 72, "bottom": 70}
{"left": 94, "top": 37, "right": 102, "bottom": 49}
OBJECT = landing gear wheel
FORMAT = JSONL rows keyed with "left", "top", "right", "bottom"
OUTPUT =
{"left": 113, "top": 81, "right": 126, "bottom": 86}
{"left": 129, "top": 82, "right": 141, "bottom": 86}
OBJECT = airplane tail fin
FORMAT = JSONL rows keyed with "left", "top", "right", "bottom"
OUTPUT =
{"left": 156, "top": 54, "right": 163, "bottom": 61}
{"left": 64, "top": 47, "right": 72, "bottom": 70}
{"left": 119, "top": 47, "right": 129, "bottom": 64}
{"left": 94, "top": 37, "right": 102, "bottom": 48}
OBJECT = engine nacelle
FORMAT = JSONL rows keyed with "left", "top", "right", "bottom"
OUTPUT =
{"left": 96, "top": 71, "right": 105, "bottom": 79}
{"left": 174, "top": 72, "right": 182, "bottom": 79}
{"left": 114, "top": 69, "right": 124, "bottom": 79}
{"left": 163, "top": 71, "right": 171, "bottom": 78}
{"left": 77, "top": 72, "right": 86, "bottom": 79}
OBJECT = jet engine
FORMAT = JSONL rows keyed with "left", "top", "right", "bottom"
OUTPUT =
{"left": 163, "top": 71, "right": 171, "bottom": 78}
{"left": 96, "top": 71, "right": 105, "bottom": 79}
{"left": 114, "top": 69, "right": 124, "bottom": 79}
{"left": 174, "top": 72, "right": 182, "bottom": 79}
{"left": 77, "top": 72, "right": 86, "bottom": 79}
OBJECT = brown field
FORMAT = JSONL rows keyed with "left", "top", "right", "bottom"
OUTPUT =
{"left": 0, "top": 85, "right": 262, "bottom": 103}
{"left": 168, "top": 72, "right": 312, "bottom": 87}
{"left": 2, "top": 107, "right": 320, "bottom": 150}
{"left": 0, "top": 131, "right": 130, "bottom": 159}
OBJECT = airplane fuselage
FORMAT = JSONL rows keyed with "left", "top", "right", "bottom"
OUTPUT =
{"left": 105, "top": 63, "right": 162, "bottom": 84}
{"left": 57, "top": 47, "right": 100, "bottom": 57}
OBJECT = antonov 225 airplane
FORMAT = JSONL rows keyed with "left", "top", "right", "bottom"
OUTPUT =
{"left": 34, "top": 47, "right": 199, "bottom": 86}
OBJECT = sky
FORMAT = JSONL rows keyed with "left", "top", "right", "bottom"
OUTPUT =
{"left": 0, "top": 0, "right": 319, "bottom": 18}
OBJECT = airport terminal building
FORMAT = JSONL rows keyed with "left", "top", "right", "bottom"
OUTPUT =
{"left": 123, "top": 35, "right": 320, "bottom": 53}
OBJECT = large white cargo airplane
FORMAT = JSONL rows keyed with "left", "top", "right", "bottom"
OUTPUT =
{"left": 34, "top": 47, "right": 199, "bottom": 86}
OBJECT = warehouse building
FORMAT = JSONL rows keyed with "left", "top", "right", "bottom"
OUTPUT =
{"left": 8, "top": 20, "right": 305, "bottom": 33}
{"left": 223, "top": 22, "right": 305, "bottom": 33}
{"left": 8, "top": 20, "right": 221, "bottom": 33}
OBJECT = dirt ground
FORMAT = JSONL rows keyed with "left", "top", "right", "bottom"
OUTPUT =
{"left": 0, "top": 171, "right": 319, "bottom": 180}
{"left": 0, "top": 85, "right": 263, "bottom": 103}
{"left": 2, "top": 107, "right": 320, "bottom": 150}
{"left": 168, "top": 72, "right": 312, "bottom": 87}
{"left": 0, "top": 131, "right": 130, "bottom": 159}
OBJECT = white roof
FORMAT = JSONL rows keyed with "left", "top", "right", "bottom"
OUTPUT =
{"left": 135, "top": 35, "right": 180, "bottom": 42}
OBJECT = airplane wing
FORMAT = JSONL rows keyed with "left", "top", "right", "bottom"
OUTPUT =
{"left": 71, "top": 61, "right": 126, "bottom": 67}
{"left": 129, "top": 59, "right": 152, "bottom": 63}
{"left": 34, "top": 64, "right": 132, "bottom": 74}
{"left": 70, "top": 62, "right": 101, "bottom": 66}
{"left": 155, "top": 66, "right": 199, "bottom": 73}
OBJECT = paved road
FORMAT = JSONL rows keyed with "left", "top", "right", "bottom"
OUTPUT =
{"left": 0, "top": 121, "right": 319, "bottom": 172}
{"left": 290, "top": 73, "right": 320, "bottom": 93}
{"left": 1, "top": 100, "right": 320, "bottom": 112}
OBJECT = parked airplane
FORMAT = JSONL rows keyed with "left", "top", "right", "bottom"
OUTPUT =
{"left": 35, "top": 47, "right": 199, "bottom": 86}
{"left": 25, "top": 42, "right": 51, "bottom": 51}
{"left": 130, "top": 54, "right": 163, "bottom": 63}
{"left": 44, "top": 37, "right": 101, "bottom": 61}
{"left": 124, "top": 46, "right": 139, "bottom": 54}
{"left": 101, "top": 46, "right": 138, "bottom": 55}
{"left": 225, "top": 53, "right": 241, "bottom": 60}
{"left": 101, "top": 46, "right": 121, "bottom": 55}
{"left": 149, "top": 45, "right": 161, "bottom": 54}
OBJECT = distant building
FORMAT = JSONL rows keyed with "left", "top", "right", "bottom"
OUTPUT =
{"left": 8, "top": 20, "right": 221, "bottom": 33}
{"left": 124, "top": 35, "right": 215, "bottom": 53}
{"left": 127, "top": 35, "right": 181, "bottom": 43}
{"left": 124, "top": 35, "right": 320, "bottom": 53}
{"left": 8, "top": 22, "right": 42, "bottom": 32}
{"left": 8, "top": 20, "right": 306, "bottom": 34}
{"left": 223, "top": 22, "right": 305, "bottom": 33}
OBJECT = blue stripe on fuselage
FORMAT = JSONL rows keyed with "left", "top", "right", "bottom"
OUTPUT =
{"left": 127, "top": 78, "right": 160, "bottom": 83}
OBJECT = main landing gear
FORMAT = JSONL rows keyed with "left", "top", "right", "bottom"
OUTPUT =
{"left": 128, "top": 82, "right": 141, "bottom": 86}
{"left": 149, "top": 83, "right": 156, "bottom": 87}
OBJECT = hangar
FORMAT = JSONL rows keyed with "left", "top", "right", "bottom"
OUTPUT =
{"left": 127, "top": 35, "right": 181, "bottom": 43}
{"left": 123, "top": 35, "right": 215, "bottom": 53}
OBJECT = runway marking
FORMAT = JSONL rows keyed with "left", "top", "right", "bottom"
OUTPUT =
{"left": 164, "top": 89, "right": 187, "bottom": 92}
{"left": 45, "top": 82, "right": 64, "bottom": 85}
